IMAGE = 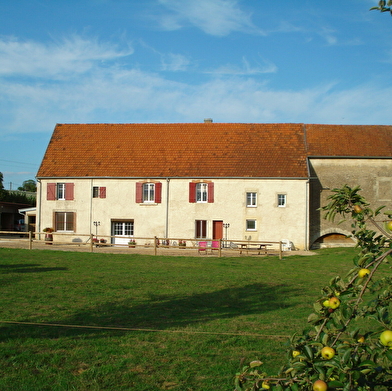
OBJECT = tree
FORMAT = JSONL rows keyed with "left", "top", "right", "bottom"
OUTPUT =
{"left": 370, "top": 0, "right": 392, "bottom": 15}
{"left": 18, "top": 179, "right": 37, "bottom": 192}
{"left": 235, "top": 185, "right": 392, "bottom": 391}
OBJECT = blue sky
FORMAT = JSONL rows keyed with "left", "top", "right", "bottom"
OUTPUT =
{"left": 1, "top": 0, "right": 391, "bottom": 189}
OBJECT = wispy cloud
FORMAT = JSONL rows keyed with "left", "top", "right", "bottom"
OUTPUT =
{"left": 160, "top": 53, "right": 191, "bottom": 71}
{"left": 0, "top": 35, "right": 133, "bottom": 79}
{"left": 1, "top": 33, "right": 392, "bottom": 141}
{"left": 207, "top": 56, "right": 277, "bottom": 75}
{"left": 156, "top": 0, "right": 263, "bottom": 36}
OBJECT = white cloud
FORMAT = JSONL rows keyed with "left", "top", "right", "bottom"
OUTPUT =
{"left": 160, "top": 53, "right": 191, "bottom": 71}
{"left": 208, "top": 56, "right": 277, "bottom": 75}
{"left": 1, "top": 34, "right": 392, "bottom": 140}
{"left": 0, "top": 35, "right": 133, "bottom": 79}
{"left": 156, "top": 0, "right": 263, "bottom": 36}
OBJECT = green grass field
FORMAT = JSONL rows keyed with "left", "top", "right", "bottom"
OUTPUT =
{"left": 0, "top": 247, "right": 364, "bottom": 390}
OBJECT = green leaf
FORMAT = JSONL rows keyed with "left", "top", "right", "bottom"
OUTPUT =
{"left": 386, "top": 349, "right": 392, "bottom": 361}
{"left": 328, "top": 380, "right": 344, "bottom": 388}
{"left": 303, "top": 345, "right": 313, "bottom": 360}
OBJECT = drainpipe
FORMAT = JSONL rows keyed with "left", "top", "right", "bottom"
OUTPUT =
{"left": 165, "top": 178, "right": 170, "bottom": 238}
{"left": 305, "top": 179, "right": 309, "bottom": 250}
{"left": 37, "top": 178, "right": 42, "bottom": 237}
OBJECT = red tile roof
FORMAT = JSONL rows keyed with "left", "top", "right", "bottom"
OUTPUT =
{"left": 306, "top": 124, "right": 392, "bottom": 157}
{"left": 36, "top": 123, "right": 392, "bottom": 179}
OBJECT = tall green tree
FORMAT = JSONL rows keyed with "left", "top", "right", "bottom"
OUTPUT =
{"left": 18, "top": 179, "right": 37, "bottom": 192}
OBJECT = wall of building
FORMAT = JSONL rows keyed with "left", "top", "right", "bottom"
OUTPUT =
{"left": 309, "top": 158, "right": 392, "bottom": 248}
{"left": 37, "top": 177, "right": 309, "bottom": 249}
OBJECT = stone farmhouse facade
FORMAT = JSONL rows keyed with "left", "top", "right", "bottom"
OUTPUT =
{"left": 36, "top": 122, "right": 392, "bottom": 250}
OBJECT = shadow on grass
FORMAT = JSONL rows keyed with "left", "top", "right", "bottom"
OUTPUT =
{"left": 0, "top": 282, "right": 299, "bottom": 340}
{"left": 0, "top": 264, "right": 68, "bottom": 273}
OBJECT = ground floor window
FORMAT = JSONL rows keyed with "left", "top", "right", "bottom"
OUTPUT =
{"left": 55, "top": 212, "right": 75, "bottom": 231}
{"left": 246, "top": 219, "right": 256, "bottom": 231}
{"left": 195, "top": 220, "right": 207, "bottom": 239}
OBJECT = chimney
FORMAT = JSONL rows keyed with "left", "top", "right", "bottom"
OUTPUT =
{"left": 204, "top": 118, "right": 213, "bottom": 123}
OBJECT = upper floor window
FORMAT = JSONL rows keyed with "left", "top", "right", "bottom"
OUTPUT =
{"left": 277, "top": 194, "right": 287, "bottom": 207}
{"left": 143, "top": 183, "right": 155, "bottom": 203}
{"left": 47, "top": 183, "right": 74, "bottom": 201}
{"left": 93, "top": 186, "right": 106, "bottom": 198}
{"left": 189, "top": 182, "right": 214, "bottom": 203}
{"left": 57, "top": 183, "right": 66, "bottom": 200}
{"left": 196, "top": 183, "right": 208, "bottom": 203}
{"left": 136, "top": 182, "right": 162, "bottom": 203}
{"left": 246, "top": 192, "right": 257, "bottom": 207}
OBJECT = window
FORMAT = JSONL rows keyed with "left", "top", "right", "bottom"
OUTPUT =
{"left": 278, "top": 194, "right": 287, "bottom": 207}
{"left": 55, "top": 212, "right": 75, "bottom": 231}
{"left": 246, "top": 192, "right": 257, "bottom": 207}
{"left": 189, "top": 182, "right": 214, "bottom": 203}
{"left": 136, "top": 182, "right": 162, "bottom": 203}
{"left": 195, "top": 220, "right": 207, "bottom": 239}
{"left": 196, "top": 183, "right": 208, "bottom": 203}
{"left": 57, "top": 183, "right": 65, "bottom": 200}
{"left": 93, "top": 186, "right": 106, "bottom": 198}
{"left": 114, "top": 221, "right": 134, "bottom": 236}
{"left": 47, "top": 183, "right": 74, "bottom": 200}
{"left": 246, "top": 219, "right": 256, "bottom": 231}
{"left": 143, "top": 183, "right": 155, "bottom": 203}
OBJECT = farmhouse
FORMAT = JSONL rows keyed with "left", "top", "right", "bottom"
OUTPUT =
{"left": 36, "top": 122, "right": 392, "bottom": 249}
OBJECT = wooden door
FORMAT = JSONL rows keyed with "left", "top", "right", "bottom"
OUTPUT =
{"left": 212, "top": 220, "right": 223, "bottom": 240}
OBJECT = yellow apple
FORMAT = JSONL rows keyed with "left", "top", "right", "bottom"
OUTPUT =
{"left": 358, "top": 268, "right": 370, "bottom": 278}
{"left": 329, "top": 297, "right": 340, "bottom": 309}
{"left": 380, "top": 330, "right": 392, "bottom": 347}
{"left": 353, "top": 205, "right": 363, "bottom": 214}
{"left": 261, "top": 381, "right": 270, "bottom": 389}
{"left": 386, "top": 221, "right": 392, "bottom": 232}
{"left": 357, "top": 335, "right": 365, "bottom": 344}
{"left": 321, "top": 346, "right": 335, "bottom": 360}
{"left": 313, "top": 379, "right": 328, "bottom": 391}
{"left": 292, "top": 350, "right": 300, "bottom": 358}
{"left": 322, "top": 299, "right": 330, "bottom": 307}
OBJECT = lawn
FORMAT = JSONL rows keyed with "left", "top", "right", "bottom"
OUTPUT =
{"left": 0, "top": 247, "right": 363, "bottom": 390}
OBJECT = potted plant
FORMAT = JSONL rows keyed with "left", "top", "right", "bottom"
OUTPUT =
{"left": 179, "top": 240, "right": 186, "bottom": 248}
{"left": 128, "top": 239, "right": 136, "bottom": 248}
{"left": 43, "top": 227, "right": 54, "bottom": 244}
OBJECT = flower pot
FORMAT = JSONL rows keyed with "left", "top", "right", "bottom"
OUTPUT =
{"left": 45, "top": 233, "right": 53, "bottom": 244}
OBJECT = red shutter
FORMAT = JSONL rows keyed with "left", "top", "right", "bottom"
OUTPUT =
{"left": 47, "top": 183, "right": 56, "bottom": 200}
{"left": 100, "top": 187, "right": 106, "bottom": 198}
{"left": 155, "top": 182, "right": 162, "bottom": 203}
{"left": 208, "top": 182, "right": 214, "bottom": 203}
{"left": 65, "top": 183, "right": 74, "bottom": 200}
{"left": 136, "top": 182, "right": 143, "bottom": 203}
{"left": 189, "top": 182, "right": 196, "bottom": 203}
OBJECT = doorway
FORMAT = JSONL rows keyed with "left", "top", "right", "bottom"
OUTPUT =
{"left": 212, "top": 220, "right": 223, "bottom": 240}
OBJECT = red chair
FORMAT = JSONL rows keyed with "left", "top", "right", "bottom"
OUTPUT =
{"left": 210, "top": 240, "right": 220, "bottom": 254}
{"left": 198, "top": 241, "right": 208, "bottom": 255}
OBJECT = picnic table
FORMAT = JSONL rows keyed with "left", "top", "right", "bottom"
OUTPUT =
{"left": 237, "top": 242, "right": 272, "bottom": 255}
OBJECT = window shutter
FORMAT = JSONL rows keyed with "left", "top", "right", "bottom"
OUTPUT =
{"left": 189, "top": 182, "right": 196, "bottom": 203}
{"left": 208, "top": 182, "right": 214, "bottom": 203}
{"left": 65, "top": 183, "right": 74, "bottom": 200}
{"left": 136, "top": 182, "right": 143, "bottom": 203}
{"left": 99, "top": 187, "right": 106, "bottom": 198}
{"left": 47, "top": 183, "right": 56, "bottom": 200}
{"left": 155, "top": 182, "right": 162, "bottom": 203}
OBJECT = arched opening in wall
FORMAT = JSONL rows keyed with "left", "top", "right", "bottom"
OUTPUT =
{"left": 311, "top": 233, "right": 355, "bottom": 249}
